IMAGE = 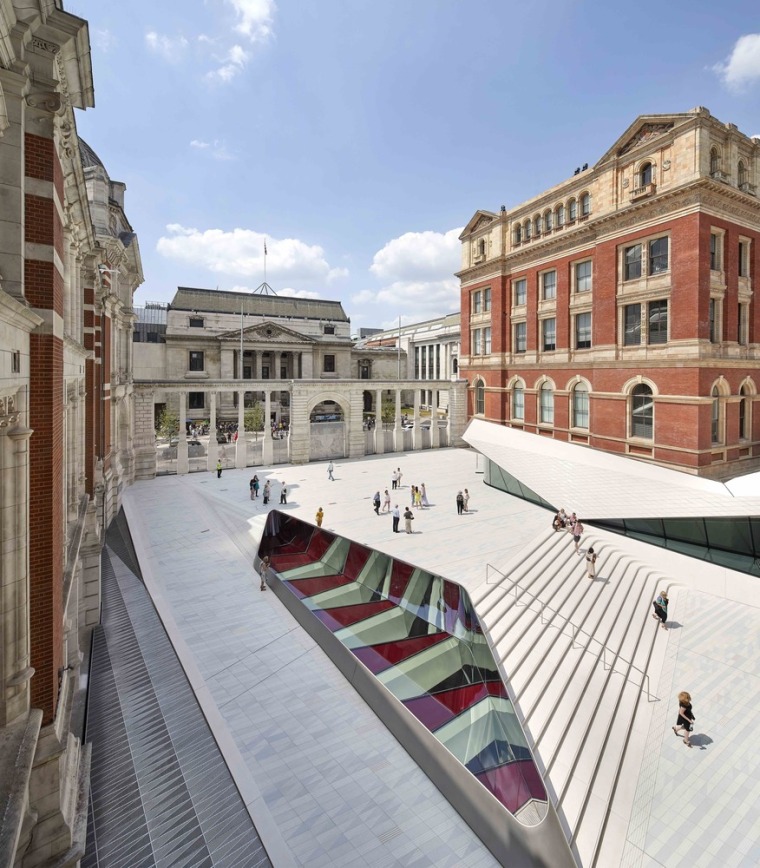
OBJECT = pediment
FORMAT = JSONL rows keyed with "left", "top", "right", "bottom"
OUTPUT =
{"left": 459, "top": 210, "right": 499, "bottom": 240}
{"left": 596, "top": 112, "right": 697, "bottom": 167}
{"left": 218, "top": 320, "right": 315, "bottom": 344}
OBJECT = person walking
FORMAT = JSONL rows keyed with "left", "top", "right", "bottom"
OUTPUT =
{"left": 391, "top": 469, "right": 398, "bottom": 490}
{"left": 571, "top": 518, "right": 584, "bottom": 553}
{"left": 216, "top": 459, "right": 223, "bottom": 479}
{"left": 673, "top": 691, "right": 695, "bottom": 747}
{"left": 373, "top": 491, "right": 381, "bottom": 515}
{"left": 585, "top": 547, "right": 597, "bottom": 579}
{"left": 252, "top": 475, "right": 260, "bottom": 498}
{"left": 396, "top": 468, "right": 403, "bottom": 488}
{"left": 403, "top": 506, "right": 414, "bottom": 534}
{"left": 249, "top": 477, "right": 256, "bottom": 500}
{"left": 392, "top": 504, "right": 400, "bottom": 533}
{"left": 280, "top": 483, "right": 288, "bottom": 505}
{"left": 651, "top": 590, "right": 669, "bottom": 630}
{"left": 327, "top": 461, "right": 334, "bottom": 481}
{"left": 463, "top": 489, "right": 470, "bottom": 512}
{"left": 421, "top": 483, "right": 429, "bottom": 507}
{"left": 259, "top": 555, "right": 270, "bottom": 592}
{"left": 315, "top": 507, "right": 324, "bottom": 528}
{"left": 262, "top": 480, "right": 270, "bottom": 504}
{"left": 382, "top": 489, "right": 391, "bottom": 513}
{"left": 414, "top": 487, "right": 423, "bottom": 509}
{"left": 456, "top": 491, "right": 465, "bottom": 515}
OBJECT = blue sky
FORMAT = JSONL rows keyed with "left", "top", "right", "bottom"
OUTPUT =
{"left": 68, "top": 0, "right": 760, "bottom": 330}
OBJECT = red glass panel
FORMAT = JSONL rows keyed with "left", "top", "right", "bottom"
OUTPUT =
{"left": 351, "top": 633, "right": 450, "bottom": 674}
{"left": 312, "top": 600, "right": 395, "bottom": 630}
{"left": 403, "top": 681, "right": 508, "bottom": 730}
{"left": 283, "top": 574, "right": 353, "bottom": 599}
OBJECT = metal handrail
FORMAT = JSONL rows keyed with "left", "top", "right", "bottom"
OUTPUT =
{"left": 484, "top": 561, "right": 654, "bottom": 701}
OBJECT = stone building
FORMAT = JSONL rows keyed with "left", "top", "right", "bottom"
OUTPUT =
{"left": 0, "top": 4, "right": 142, "bottom": 864}
{"left": 459, "top": 108, "right": 760, "bottom": 478}
{"left": 357, "top": 311, "right": 461, "bottom": 411}
{"left": 132, "top": 287, "right": 467, "bottom": 472}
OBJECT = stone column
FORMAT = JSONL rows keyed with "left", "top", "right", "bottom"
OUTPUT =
{"left": 235, "top": 390, "right": 246, "bottom": 469}
{"left": 348, "top": 389, "right": 366, "bottom": 459}
{"left": 448, "top": 380, "right": 468, "bottom": 446}
{"left": 176, "top": 394, "right": 189, "bottom": 474}
{"left": 207, "top": 392, "right": 218, "bottom": 471}
{"left": 374, "top": 388, "right": 385, "bottom": 454}
{"left": 413, "top": 388, "right": 424, "bottom": 451}
{"left": 262, "top": 390, "right": 274, "bottom": 465}
{"left": 393, "top": 389, "right": 404, "bottom": 452}
{"left": 431, "top": 389, "right": 441, "bottom": 448}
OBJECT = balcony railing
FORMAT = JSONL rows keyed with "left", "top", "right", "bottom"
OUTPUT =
{"left": 629, "top": 182, "right": 656, "bottom": 201}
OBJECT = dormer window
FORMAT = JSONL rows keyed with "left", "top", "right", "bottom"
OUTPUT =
{"left": 639, "top": 162, "right": 652, "bottom": 187}
{"left": 189, "top": 316, "right": 204, "bottom": 328}
{"left": 324, "top": 324, "right": 335, "bottom": 335}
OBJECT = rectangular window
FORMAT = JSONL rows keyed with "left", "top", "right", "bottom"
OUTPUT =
{"left": 739, "top": 241, "right": 749, "bottom": 278}
{"left": 624, "top": 244, "right": 642, "bottom": 280}
{"left": 471, "top": 329, "right": 482, "bottom": 355}
{"left": 648, "top": 300, "right": 668, "bottom": 344}
{"left": 513, "top": 387, "right": 525, "bottom": 420}
{"left": 435, "top": 344, "right": 441, "bottom": 378}
{"left": 11, "top": 350, "right": 20, "bottom": 373}
{"left": 483, "top": 327, "right": 491, "bottom": 354}
{"left": 709, "top": 298, "right": 717, "bottom": 343}
{"left": 323, "top": 324, "right": 335, "bottom": 335}
{"left": 542, "top": 318, "right": 556, "bottom": 351}
{"left": 575, "top": 260, "right": 592, "bottom": 292}
{"left": 472, "top": 291, "right": 482, "bottom": 314}
{"left": 542, "top": 271, "right": 557, "bottom": 300}
{"left": 188, "top": 392, "right": 205, "bottom": 410}
{"left": 280, "top": 366, "right": 287, "bottom": 379}
{"left": 262, "top": 365, "right": 270, "bottom": 379}
{"left": 624, "top": 303, "right": 642, "bottom": 346}
{"left": 514, "top": 322, "right": 527, "bottom": 353}
{"left": 484, "top": 288, "right": 491, "bottom": 311}
{"left": 189, "top": 351, "right": 204, "bottom": 371}
{"left": 710, "top": 233, "right": 721, "bottom": 271}
{"left": 189, "top": 316, "right": 204, "bottom": 328}
{"left": 514, "top": 278, "right": 527, "bottom": 306}
{"left": 414, "top": 347, "right": 420, "bottom": 379}
{"left": 575, "top": 312, "right": 592, "bottom": 349}
{"left": 323, "top": 354, "right": 336, "bottom": 373}
{"left": 648, "top": 237, "right": 669, "bottom": 274}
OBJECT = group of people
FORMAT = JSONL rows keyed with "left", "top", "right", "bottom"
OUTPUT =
{"left": 248, "top": 474, "right": 287, "bottom": 505}
{"left": 551, "top": 508, "right": 596, "bottom": 576}
{"left": 455, "top": 489, "right": 470, "bottom": 515}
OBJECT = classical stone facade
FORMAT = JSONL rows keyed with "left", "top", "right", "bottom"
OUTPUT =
{"left": 357, "top": 312, "right": 461, "bottom": 412}
{"left": 0, "top": 4, "right": 142, "bottom": 864}
{"left": 460, "top": 108, "right": 760, "bottom": 478}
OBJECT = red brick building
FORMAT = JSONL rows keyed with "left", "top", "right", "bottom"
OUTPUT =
{"left": 459, "top": 109, "right": 760, "bottom": 478}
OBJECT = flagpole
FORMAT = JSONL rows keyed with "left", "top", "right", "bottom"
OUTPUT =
{"left": 264, "top": 238, "right": 267, "bottom": 285}
{"left": 240, "top": 306, "right": 243, "bottom": 380}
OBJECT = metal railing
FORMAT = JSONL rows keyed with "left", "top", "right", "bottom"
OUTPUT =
{"left": 484, "top": 561, "right": 655, "bottom": 701}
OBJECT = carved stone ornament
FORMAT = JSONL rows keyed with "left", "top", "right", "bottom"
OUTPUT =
{"left": 32, "top": 37, "right": 61, "bottom": 54}
{"left": 618, "top": 123, "right": 674, "bottom": 157}
{"left": 663, "top": 160, "right": 671, "bottom": 170}
{"left": 622, "top": 178, "right": 629, "bottom": 188}
{"left": 256, "top": 324, "right": 283, "bottom": 339}
{"left": 473, "top": 216, "right": 493, "bottom": 231}
{"left": 0, "top": 395, "right": 20, "bottom": 429}
{"left": 26, "top": 91, "right": 63, "bottom": 113}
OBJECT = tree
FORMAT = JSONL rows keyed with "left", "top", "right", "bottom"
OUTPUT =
{"left": 156, "top": 408, "right": 179, "bottom": 440}
{"left": 381, "top": 397, "right": 396, "bottom": 426}
{"left": 245, "top": 402, "right": 265, "bottom": 440}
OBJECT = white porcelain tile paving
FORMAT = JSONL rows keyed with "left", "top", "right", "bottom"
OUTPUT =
{"left": 123, "top": 446, "right": 760, "bottom": 867}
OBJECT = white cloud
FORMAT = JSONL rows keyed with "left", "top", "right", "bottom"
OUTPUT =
{"left": 228, "top": 0, "right": 276, "bottom": 43}
{"left": 713, "top": 33, "right": 760, "bottom": 89}
{"left": 145, "top": 30, "right": 189, "bottom": 63}
{"left": 279, "top": 287, "right": 321, "bottom": 299}
{"left": 206, "top": 43, "right": 250, "bottom": 82}
{"left": 190, "top": 139, "right": 235, "bottom": 160}
{"left": 92, "top": 28, "right": 116, "bottom": 53}
{"left": 353, "top": 227, "right": 462, "bottom": 322}
{"left": 156, "top": 225, "right": 341, "bottom": 286}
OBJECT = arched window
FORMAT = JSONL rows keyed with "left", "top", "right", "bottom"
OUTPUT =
{"left": 524, "top": 220, "right": 531, "bottom": 240}
{"left": 580, "top": 193, "right": 591, "bottom": 216}
{"left": 711, "top": 385, "right": 721, "bottom": 443}
{"left": 534, "top": 215, "right": 542, "bottom": 236}
{"left": 475, "top": 380, "right": 485, "bottom": 415}
{"left": 710, "top": 147, "right": 720, "bottom": 175}
{"left": 568, "top": 198, "right": 577, "bottom": 221}
{"left": 512, "top": 381, "right": 525, "bottom": 420}
{"left": 477, "top": 238, "right": 486, "bottom": 256}
{"left": 539, "top": 382, "right": 554, "bottom": 425}
{"left": 514, "top": 224, "right": 522, "bottom": 244}
{"left": 739, "top": 384, "right": 750, "bottom": 440}
{"left": 572, "top": 383, "right": 589, "bottom": 428}
{"left": 631, "top": 383, "right": 653, "bottom": 439}
{"left": 738, "top": 160, "right": 747, "bottom": 186}
{"left": 544, "top": 209, "right": 552, "bottom": 231}
{"left": 556, "top": 204, "right": 565, "bottom": 227}
{"left": 639, "top": 162, "right": 652, "bottom": 187}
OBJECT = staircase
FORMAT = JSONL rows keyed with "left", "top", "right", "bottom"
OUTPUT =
{"left": 470, "top": 527, "right": 668, "bottom": 868}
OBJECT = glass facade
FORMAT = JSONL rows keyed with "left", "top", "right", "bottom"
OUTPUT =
{"left": 259, "top": 512, "right": 548, "bottom": 817}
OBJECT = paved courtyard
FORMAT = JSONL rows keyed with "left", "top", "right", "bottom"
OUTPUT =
{"left": 122, "top": 447, "right": 760, "bottom": 867}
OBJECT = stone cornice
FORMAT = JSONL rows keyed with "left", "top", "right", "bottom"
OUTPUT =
{"left": 0, "top": 286, "right": 44, "bottom": 330}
